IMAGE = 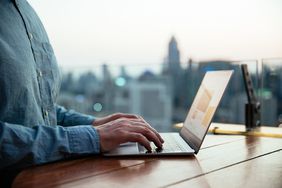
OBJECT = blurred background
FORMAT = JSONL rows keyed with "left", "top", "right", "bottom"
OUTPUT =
{"left": 28, "top": 0, "right": 282, "bottom": 131}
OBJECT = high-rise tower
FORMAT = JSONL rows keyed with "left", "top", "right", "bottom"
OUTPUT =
{"left": 168, "top": 36, "right": 181, "bottom": 73}
{"left": 163, "top": 36, "right": 183, "bottom": 108}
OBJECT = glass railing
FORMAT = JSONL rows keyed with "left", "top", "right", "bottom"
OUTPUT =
{"left": 261, "top": 58, "right": 282, "bottom": 127}
{"left": 57, "top": 59, "right": 281, "bottom": 131}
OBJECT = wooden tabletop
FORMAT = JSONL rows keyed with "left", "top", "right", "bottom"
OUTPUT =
{"left": 13, "top": 127, "right": 282, "bottom": 188}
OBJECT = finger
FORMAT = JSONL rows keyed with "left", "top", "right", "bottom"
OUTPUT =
{"left": 115, "top": 113, "right": 141, "bottom": 120}
{"left": 113, "top": 118, "right": 164, "bottom": 145}
{"left": 126, "top": 123, "right": 163, "bottom": 148}
{"left": 108, "top": 113, "right": 138, "bottom": 122}
{"left": 93, "top": 114, "right": 118, "bottom": 126}
{"left": 132, "top": 125, "right": 162, "bottom": 148}
{"left": 124, "top": 132, "right": 152, "bottom": 151}
{"left": 127, "top": 118, "right": 164, "bottom": 144}
{"left": 140, "top": 117, "right": 164, "bottom": 143}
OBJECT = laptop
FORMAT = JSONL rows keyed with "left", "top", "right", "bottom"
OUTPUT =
{"left": 104, "top": 70, "right": 233, "bottom": 156}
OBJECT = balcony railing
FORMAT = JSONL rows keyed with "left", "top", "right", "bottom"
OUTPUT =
{"left": 57, "top": 59, "right": 282, "bottom": 131}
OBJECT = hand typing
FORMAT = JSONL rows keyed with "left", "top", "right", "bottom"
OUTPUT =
{"left": 93, "top": 113, "right": 164, "bottom": 152}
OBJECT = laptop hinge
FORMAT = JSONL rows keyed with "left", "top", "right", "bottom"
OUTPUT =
{"left": 180, "top": 128, "right": 201, "bottom": 154}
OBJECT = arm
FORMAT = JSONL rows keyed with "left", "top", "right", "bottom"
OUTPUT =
{"left": 56, "top": 106, "right": 165, "bottom": 152}
{"left": 0, "top": 121, "right": 100, "bottom": 170}
{"left": 56, "top": 105, "right": 96, "bottom": 127}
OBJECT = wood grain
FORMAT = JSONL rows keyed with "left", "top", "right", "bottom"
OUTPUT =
{"left": 170, "top": 150, "right": 282, "bottom": 188}
{"left": 12, "top": 135, "right": 282, "bottom": 188}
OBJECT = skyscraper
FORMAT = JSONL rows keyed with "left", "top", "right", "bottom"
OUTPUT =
{"left": 163, "top": 36, "right": 183, "bottom": 108}
{"left": 168, "top": 36, "right": 181, "bottom": 73}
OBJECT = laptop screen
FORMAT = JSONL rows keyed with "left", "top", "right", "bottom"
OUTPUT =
{"left": 180, "top": 70, "right": 233, "bottom": 153}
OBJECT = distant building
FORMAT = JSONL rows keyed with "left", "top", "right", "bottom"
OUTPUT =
{"left": 76, "top": 71, "right": 98, "bottom": 96}
{"left": 114, "top": 79, "right": 172, "bottom": 131}
{"left": 162, "top": 36, "right": 184, "bottom": 108}
{"left": 261, "top": 97, "right": 277, "bottom": 126}
{"left": 102, "top": 64, "right": 115, "bottom": 112}
{"left": 167, "top": 36, "right": 181, "bottom": 74}
{"left": 57, "top": 92, "right": 93, "bottom": 115}
{"left": 261, "top": 62, "right": 282, "bottom": 126}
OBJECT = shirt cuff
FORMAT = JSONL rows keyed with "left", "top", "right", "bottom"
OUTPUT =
{"left": 67, "top": 125, "right": 100, "bottom": 154}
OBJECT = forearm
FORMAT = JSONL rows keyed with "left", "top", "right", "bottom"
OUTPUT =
{"left": 0, "top": 121, "right": 100, "bottom": 170}
{"left": 56, "top": 105, "right": 96, "bottom": 127}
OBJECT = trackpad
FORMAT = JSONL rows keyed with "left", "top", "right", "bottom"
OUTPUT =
{"left": 107, "top": 142, "right": 139, "bottom": 155}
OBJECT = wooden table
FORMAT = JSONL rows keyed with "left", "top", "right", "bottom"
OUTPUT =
{"left": 13, "top": 126, "right": 282, "bottom": 188}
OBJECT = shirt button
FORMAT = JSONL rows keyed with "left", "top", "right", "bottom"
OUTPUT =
{"left": 38, "top": 70, "right": 42, "bottom": 77}
{"left": 37, "top": 70, "right": 42, "bottom": 77}
{"left": 44, "top": 110, "right": 49, "bottom": 117}
{"left": 28, "top": 33, "right": 33, "bottom": 40}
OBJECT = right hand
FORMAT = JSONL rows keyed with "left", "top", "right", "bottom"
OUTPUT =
{"left": 93, "top": 113, "right": 146, "bottom": 127}
{"left": 95, "top": 117, "right": 164, "bottom": 152}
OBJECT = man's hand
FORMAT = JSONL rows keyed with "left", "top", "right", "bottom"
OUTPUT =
{"left": 95, "top": 115, "right": 164, "bottom": 152}
{"left": 93, "top": 113, "right": 144, "bottom": 127}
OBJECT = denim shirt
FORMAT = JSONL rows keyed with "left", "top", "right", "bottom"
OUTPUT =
{"left": 0, "top": 0, "right": 100, "bottom": 170}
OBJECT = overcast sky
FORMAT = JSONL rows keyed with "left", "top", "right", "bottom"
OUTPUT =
{"left": 28, "top": 0, "right": 282, "bottom": 69}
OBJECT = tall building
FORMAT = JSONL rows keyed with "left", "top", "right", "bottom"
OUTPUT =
{"left": 163, "top": 36, "right": 183, "bottom": 108}
{"left": 168, "top": 36, "right": 181, "bottom": 73}
{"left": 102, "top": 64, "right": 115, "bottom": 113}
{"left": 114, "top": 79, "right": 172, "bottom": 131}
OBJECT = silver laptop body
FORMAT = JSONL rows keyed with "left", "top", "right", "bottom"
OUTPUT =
{"left": 104, "top": 70, "right": 233, "bottom": 156}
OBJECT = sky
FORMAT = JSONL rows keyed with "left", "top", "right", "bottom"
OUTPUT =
{"left": 28, "top": 0, "right": 282, "bottom": 70}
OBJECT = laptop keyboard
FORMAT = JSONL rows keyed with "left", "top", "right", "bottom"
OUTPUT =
{"left": 148, "top": 133, "right": 193, "bottom": 153}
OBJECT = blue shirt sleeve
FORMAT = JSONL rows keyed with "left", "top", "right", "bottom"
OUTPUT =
{"left": 0, "top": 121, "right": 100, "bottom": 170}
{"left": 56, "top": 105, "right": 96, "bottom": 127}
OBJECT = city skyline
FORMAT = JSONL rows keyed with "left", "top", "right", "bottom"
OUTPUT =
{"left": 58, "top": 33, "right": 281, "bottom": 128}
{"left": 29, "top": 0, "right": 282, "bottom": 69}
